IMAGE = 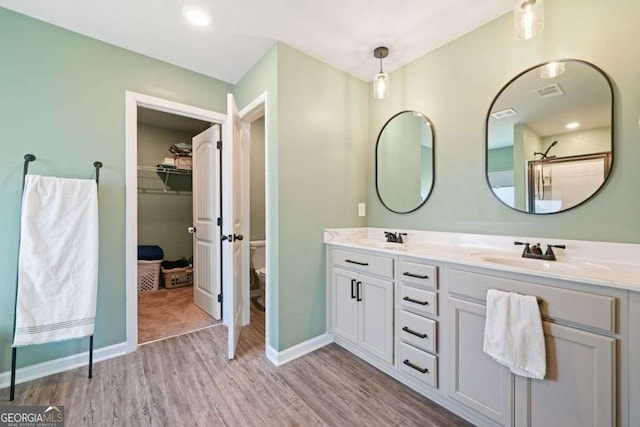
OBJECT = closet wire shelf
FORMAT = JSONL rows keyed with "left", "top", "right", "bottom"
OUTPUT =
{"left": 137, "top": 165, "right": 192, "bottom": 193}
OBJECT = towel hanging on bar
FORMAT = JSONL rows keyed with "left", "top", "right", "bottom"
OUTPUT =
{"left": 13, "top": 174, "right": 99, "bottom": 346}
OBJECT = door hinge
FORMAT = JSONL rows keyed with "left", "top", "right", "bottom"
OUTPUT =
{"left": 217, "top": 294, "right": 223, "bottom": 303}
{"left": 217, "top": 217, "right": 222, "bottom": 226}
{"left": 216, "top": 140, "right": 222, "bottom": 149}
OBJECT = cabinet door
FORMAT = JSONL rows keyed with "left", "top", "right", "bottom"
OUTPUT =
{"left": 332, "top": 268, "right": 359, "bottom": 344}
{"left": 446, "top": 297, "right": 513, "bottom": 426}
{"left": 515, "top": 322, "right": 615, "bottom": 427}
{"left": 358, "top": 275, "right": 394, "bottom": 364}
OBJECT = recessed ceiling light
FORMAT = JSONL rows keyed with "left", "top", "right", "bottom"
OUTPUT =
{"left": 182, "top": 5, "right": 210, "bottom": 27}
{"left": 566, "top": 122, "right": 581, "bottom": 129}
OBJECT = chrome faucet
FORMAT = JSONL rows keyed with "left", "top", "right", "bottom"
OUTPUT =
{"left": 514, "top": 241, "right": 566, "bottom": 261}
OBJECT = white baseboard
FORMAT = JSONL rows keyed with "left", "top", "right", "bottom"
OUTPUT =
{"left": 265, "top": 345, "right": 279, "bottom": 366}
{"left": 265, "top": 333, "right": 334, "bottom": 366}
{"left": 0, "top": 342, "right": 127, "bottom": 388}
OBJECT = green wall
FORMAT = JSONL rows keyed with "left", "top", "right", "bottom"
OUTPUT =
{"left": 0, "top": 7, "right": 232, "bottom": 372}
{"left": 487, "top": 146, "right": 514, "bottom": 172}
{"left": 368, "top": 0, "right": 640, "bottom": 243}
{"left": 137, "top": 124, "right": 194, "bottom": 261}
{"left": 249, "top": 118, "right": 266, "bottom": 241}
{"left": 276, "top": 44, "right": 368, "bottom": 349}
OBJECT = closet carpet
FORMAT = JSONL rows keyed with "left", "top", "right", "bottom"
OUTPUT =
{"left": 138, "top": 285, "right": 220, "bottom": 343}
{"left": 1, "top": 304, "right": 470, "bottom": 426}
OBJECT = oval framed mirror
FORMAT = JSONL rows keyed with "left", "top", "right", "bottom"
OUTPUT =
{"left": 376, "top": 111, "right": 435, "bottom": 214}
{"left": 486, "top": 59, "right": 613, "bottom": 214}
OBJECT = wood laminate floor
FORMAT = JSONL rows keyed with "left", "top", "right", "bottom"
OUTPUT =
{"left": 1, "top": 304, "right": 471, "bottom": 426}
{"left": 138, "top": 285, "right": 220, "bottom": 344}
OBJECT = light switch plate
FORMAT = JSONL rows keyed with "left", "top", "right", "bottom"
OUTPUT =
{"left": 358, "top": 203, "right": 366, "bottom": 217}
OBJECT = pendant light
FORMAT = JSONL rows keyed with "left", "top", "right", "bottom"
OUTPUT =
{"left": 514, "top": 0, "right": 544, "bottom": 40}
{"left": 540, "top": 61, "right": 565, "bottom": 79}
{"left": 373, "top": 47, "right": 389, "bottom": 100}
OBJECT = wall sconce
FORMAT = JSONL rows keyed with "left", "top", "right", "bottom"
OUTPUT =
{"left": 373, "top": 46, "right": 389, "bottom": 100}
{"left": 514, "top": 0, "right": 544, "bottom": 40}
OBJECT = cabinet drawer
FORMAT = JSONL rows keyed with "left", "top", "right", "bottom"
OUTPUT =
{"left": 398, "top": 310, "right": 436, "bottom": 353}
{"left": 448, "top": 268, "right": 616, "bottom": 333}
{"left": 399, "top": 260, "right": 437, "bottom": 290}
{"left": 332, "top": 248, "right": 393, "bottom": 279}
{"left": 398, "top": 342, "right": 437, "bottom": 388}
{"left": 400, "top": 285, "right": 438, "bottom": 317}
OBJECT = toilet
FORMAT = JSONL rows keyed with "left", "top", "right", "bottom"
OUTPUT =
{"left": 250, "top": 241, "right": 266, "bottom": 308}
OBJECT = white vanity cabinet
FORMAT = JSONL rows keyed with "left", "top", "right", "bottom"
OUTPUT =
{"left": 330, "top": 249, "right": 394, "bottom": 364}
{"left": 445, "top": 266, "right": 618, "bottom": 427}
{"left": 325, "top": 239, "right": 630, "bottom": 427}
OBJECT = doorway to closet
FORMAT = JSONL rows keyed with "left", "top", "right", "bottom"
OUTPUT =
{"left": 136, "top": 107, "right": 220, "bottom": 344}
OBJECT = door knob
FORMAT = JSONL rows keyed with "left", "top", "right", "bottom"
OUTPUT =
{"left": 188, "top": 227, "right": 196, "bottom": 234}
{"left": 233, "top": 234, "right": 244, "bottom": 241}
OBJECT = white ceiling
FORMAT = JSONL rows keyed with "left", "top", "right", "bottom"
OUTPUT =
{"left": 0, "top": 0, "right": 514, "bottom": 84}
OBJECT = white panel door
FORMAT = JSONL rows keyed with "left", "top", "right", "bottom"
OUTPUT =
{"left": 447, "top": 297, "right": 513, "bottom": 426}
{"left": 514, "top": 322, "right": 615, "bottom": 427}
{"left": 192, "top": 125, "right": 221, "bottom": 319}
{"left": 358, "top": 275, "right": 393, "bottom": 364}
{"left": 223, "top": 93, "right": 249, "bottom": 360}
{"left": 332, "top": 268, "right": 358, "bottom": 344}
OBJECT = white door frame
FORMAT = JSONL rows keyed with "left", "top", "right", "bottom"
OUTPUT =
{"left": 238, "top": 91, "right": 272, "bottom": 352}
{"left": 124, "top": 91, "right": 226, "bottom": 353}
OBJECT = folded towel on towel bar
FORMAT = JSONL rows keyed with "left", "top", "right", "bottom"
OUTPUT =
{"left": 483, "top": 289, "right": 546, "bottom": 379}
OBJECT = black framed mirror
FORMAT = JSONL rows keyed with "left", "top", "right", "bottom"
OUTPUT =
{"left": 376, "top": 111, "right": 435, "bottom": 214}
{"left": 486, "top": 59, "right": 613, "bottom": 214}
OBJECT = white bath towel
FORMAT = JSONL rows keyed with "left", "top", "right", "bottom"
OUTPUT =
{"left": 13, "top": 175, "right": 99, "bottom": 347}
{"left": 483, "top": 289, "right": 546, "bottom": 379}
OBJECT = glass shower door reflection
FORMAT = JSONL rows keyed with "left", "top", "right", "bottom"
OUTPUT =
{"left": 528, "top": 154, "right": 611, "bottom": 214}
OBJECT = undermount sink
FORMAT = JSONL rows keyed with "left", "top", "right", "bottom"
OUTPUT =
{"left": 352, "top": 239, "right": 407, "bottom": 250}
{"left": 477, "top": 254, "right": 612, "bottom": 274}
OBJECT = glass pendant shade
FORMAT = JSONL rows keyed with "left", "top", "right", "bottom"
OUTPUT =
{"left": 373, "top": 72, "right": 389, "bottom": 99}
{"left": 514, "top": 0, "right": 544, "bottom": 40}
{"left": 540, "top": 61, "right": 565, "bottom": 79}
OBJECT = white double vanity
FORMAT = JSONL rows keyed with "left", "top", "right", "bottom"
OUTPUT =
{"left": 324, "top": 227, "right": 640, "bottom": 427}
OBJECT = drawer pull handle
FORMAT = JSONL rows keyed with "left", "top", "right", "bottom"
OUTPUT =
{"left": 356, "top": 281, "right": 362, "bottom": 302}
{"left": 402, "top": 326, "right": 427, "bottom": 339}
{"left": 350, "top": 279, "right": 356, "bottom": 299}
{"left": 403, "top": 359, "right": 429, "bottom": 374}
{"left": 403, "top": 272, "right": 429, "bottom": 279}
{"left": 345, "top": 259, "right": 369, "bottom": 266}
{"left": 403, "top": 296, "right": 429, "bottom": 305}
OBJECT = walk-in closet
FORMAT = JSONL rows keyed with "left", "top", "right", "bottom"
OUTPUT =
{"left": 136, "top": 107, "right": 219, "bottom": 344}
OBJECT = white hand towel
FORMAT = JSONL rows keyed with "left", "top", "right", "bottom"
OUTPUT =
{"left": 483, "top": 289, "right": 546, "bottom": 379}
{"left": 13, "top": 174, "right": 99, "bottom": 347}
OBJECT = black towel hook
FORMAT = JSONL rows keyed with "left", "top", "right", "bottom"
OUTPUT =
{"left": 23, "top": 154, "right": 36, "bottom": 189}
{"left": 94, "top": 161, "right": 103, "bottom": 186}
